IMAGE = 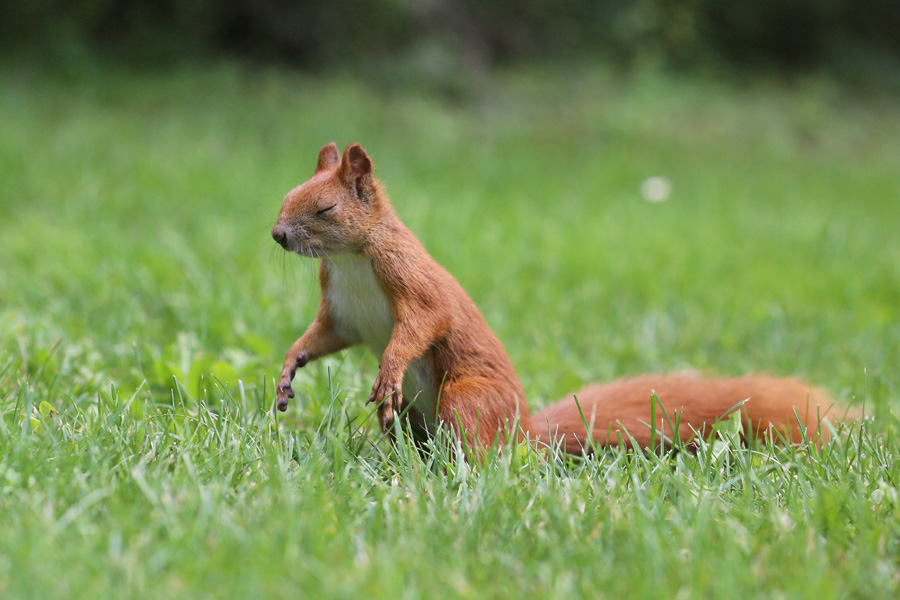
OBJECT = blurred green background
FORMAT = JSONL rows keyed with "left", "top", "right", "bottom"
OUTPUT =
{"left": 3, "top": 0, "right": 899, "bottom": 404}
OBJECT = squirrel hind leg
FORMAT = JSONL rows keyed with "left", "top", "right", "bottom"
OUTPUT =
{"left": 434, "top": 377, "right": 533, "bottom": 454}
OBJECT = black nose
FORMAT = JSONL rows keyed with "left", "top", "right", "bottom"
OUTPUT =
{"left": 272, "top": 224, "right": 289, "bottom": 248}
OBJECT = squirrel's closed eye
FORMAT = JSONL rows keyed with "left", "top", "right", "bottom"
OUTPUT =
{"left": 316, "top": 204, "right": 336, "bottom": 215}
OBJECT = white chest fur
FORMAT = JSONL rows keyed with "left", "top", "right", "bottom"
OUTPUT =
{"left": 325, "top": 254, "right": 394, "bottom": 353}
{"left": 324, "top": 254, "right": 437, "bottom": 423}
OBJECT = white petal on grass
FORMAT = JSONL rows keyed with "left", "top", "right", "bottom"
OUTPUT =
{"left": 641, "top": 176, "right": 672, "bottom": 202}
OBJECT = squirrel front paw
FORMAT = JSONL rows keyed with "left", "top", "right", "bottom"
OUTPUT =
{"left": 275, "top": 351, "right": 308, "bottom": 412}
{"left": 367, "top": 371, "right": 404, "bottom": 430}
{"left": 276, "top": 377, "right": 295, "bottom": 412}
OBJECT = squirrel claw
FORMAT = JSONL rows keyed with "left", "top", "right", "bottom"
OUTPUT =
{"left": 276, "top": 378, "right": 294, "bottom": 412}
{"left": 379, "top": 404, "right": 395, "bottom": 430}
{"left": 368, "top": 372, "right": 404, "bottom": 433}
{"left": 368, "top": 374, "right": 403, "bottom": 410}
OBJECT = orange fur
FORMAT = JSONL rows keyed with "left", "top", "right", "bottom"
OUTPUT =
{"left": 536, "top": 374, "right": 842, "bottom": 454}
{"left": 272, "top": 143, "right": 850, "bottom": 454}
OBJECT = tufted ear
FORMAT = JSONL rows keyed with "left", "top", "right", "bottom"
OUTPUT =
{"left": 339, "top": 143, "right": 374, "bottom": 201}
{"left": 315, "top": 142, "right": 340, "bottom": 173}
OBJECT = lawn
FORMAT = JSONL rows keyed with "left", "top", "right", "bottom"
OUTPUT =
{"left": 1, "top": 62, "right": 899, "bottom": 598}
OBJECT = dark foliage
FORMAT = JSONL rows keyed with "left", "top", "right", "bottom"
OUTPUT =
{"left": 3, "top": 0, "right": 899, "bottom": 78}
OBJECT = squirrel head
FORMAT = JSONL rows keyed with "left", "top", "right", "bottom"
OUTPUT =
{"left": 272, "top": 143, "right": 385, "bottom": 257}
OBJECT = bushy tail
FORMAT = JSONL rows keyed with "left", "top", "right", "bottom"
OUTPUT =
{"left": 534, "top": 373, "right": 856, "bottom": 455}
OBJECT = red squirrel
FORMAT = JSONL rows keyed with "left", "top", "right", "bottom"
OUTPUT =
{"left": 271, "top": 142, "right": 841, "bottom": 454}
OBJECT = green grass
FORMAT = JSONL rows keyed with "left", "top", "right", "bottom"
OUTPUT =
{"left": 1, "top": 62, "right": 899, "bottom": 598}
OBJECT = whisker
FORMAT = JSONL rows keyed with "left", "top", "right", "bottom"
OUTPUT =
{"left": 287, "top": 250, "right": 297, "bottom": 291}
